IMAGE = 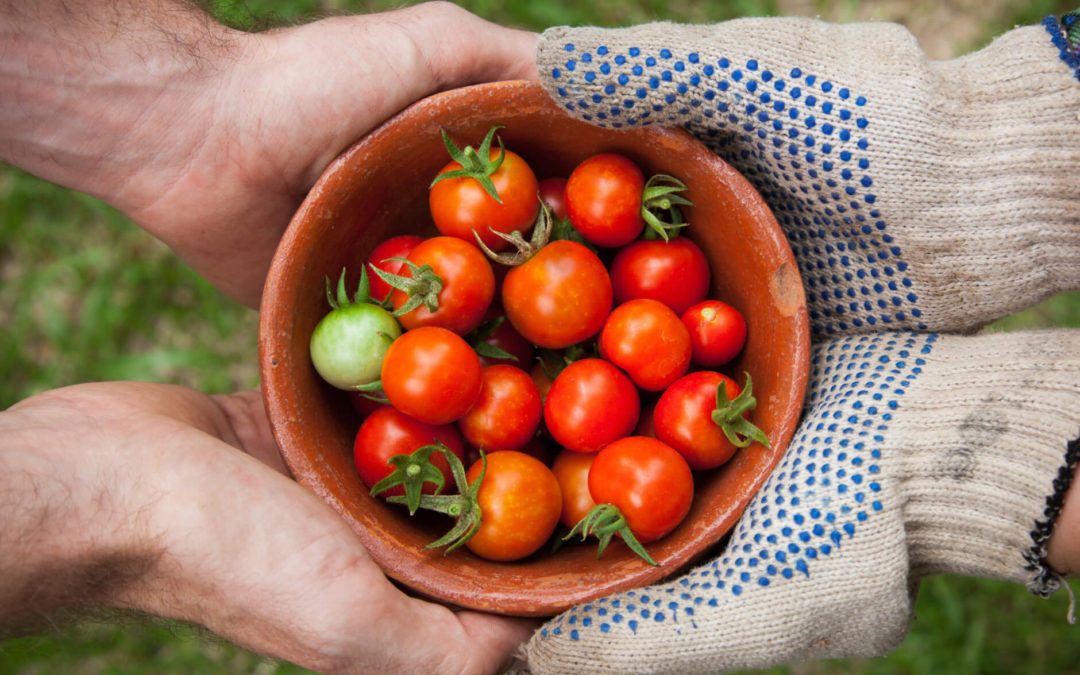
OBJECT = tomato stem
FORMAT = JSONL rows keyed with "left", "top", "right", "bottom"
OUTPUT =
{"left": 430, "top": 126, "right": 507, "bottom": 204}
{"left": 565, "top": 503, "right": 658, "bottom": 566}
{"left": 369, "top": 258, "right": 445, "bottom": 317}
{"left": 710, "top": 372, "right": 772, "bottom": 449}
{"left": 370, "top": 442, "right": 449, "bottom": 515}
{"left": 325, "top": 267, "right": 373, "bottom": 310}
{"left": 472, "top": 199, "right": 554, "bottom": 266}
{"left": 387, "top": 446, "right": 487, "bottom": 554}
{"left": 641, "top": 174, "right": 693, "bottom": 241}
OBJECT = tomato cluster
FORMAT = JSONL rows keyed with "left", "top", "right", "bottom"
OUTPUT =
{"left": 309, "top": 127, "right": 766, "bottom": 565}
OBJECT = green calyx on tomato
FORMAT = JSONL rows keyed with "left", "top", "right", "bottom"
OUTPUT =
{"left": 370, "top": 258, "right": 444, "bottom": 317}
{"left": 712, "top": 373, "right": 771, "bottom": 449}
{"left": 388, "top": 444, "right": 486, "bottom": 554}
{"left": 565, "top": 503, "right": 658, "bottom": 567}
{"left": 429, "top": 126, "right": 507, "bottom": 204}
{"left": 328, "top": 265, "right": 370, "bottom": 307}
{"left": 472, "top": 199, "right": 553, "bottom": 266}
{"left": 641, "top": 174, "right": 693, "bottom": 242}
{"left": 370, "top": 442, "right": 449, "bottom": 515}
{"left": 309, "top": 267, "right": 402, "bottom": 391}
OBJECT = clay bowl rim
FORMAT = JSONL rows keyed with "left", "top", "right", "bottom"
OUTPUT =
{"left": 259, "top": 79, "right": 810, "bottom": 617}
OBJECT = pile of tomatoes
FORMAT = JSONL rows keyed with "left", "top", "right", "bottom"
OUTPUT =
{"left": 309, "top": 126, "right": 767, "bottom": 565}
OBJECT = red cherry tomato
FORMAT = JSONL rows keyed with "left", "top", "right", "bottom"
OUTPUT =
{"left": 599, "top": 298, "right": 692, "bottom": 391}
{"left": 588, "top": 436, "right": 693, "bottom": 543}
{"left": 501, "top": 240, "right": 613, "bottom": 349}
{"left": 538, "top": 177, "right": 569, "bottom": 220}
{"left": 388, "top": 236, "right": 495, "bottom": 335}
{"left": 430, "top": 147, "right": 539, "bottom": 252}
{"left": 653, "top": 370, "right": 748, "bottom": 470}
{"left": 367, "top": 234, "right": 423, "bottom": 304}
{"left": 544, "top": 358, "right": 639, "bottom": 453}
{"left": 380, "top": 326, "right": 482, "bottom": 425}
{"left": 565, "top": 153, "right": 645, "bottom": 247}
{"left": 458, "top": 365, "right": 543, "bottom": 453}
{"left": 681, "top": 299, "right": 748, "bottom": 367}
{"left": 473, "top": 312, "right": 535, "bottom": 369}
{"left": 551, "top": 449, "right": 598, "bottom": 529}
{"left": 609, "top": 236, "right": 711, "bottom": 317}
{"left": 464, "top": 451, "right": 562, "bottom": 562}
{"left": 353, "top": 406, "right": 465, "bottom": 497}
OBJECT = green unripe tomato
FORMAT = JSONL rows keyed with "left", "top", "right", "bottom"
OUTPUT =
{"left": 310, "top": 293, "right": 402, "bottom": 390}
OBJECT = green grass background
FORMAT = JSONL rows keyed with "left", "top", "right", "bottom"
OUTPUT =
{"left": 3, "top": 0, "right": 1080, "bottom": 672}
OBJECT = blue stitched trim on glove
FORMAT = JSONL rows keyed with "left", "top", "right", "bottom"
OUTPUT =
{"left": 550, "top": 43, "right": 922, "bottom": 338}
{"left": 539, "top": 333, "right": 936, "bottom": 641}
{"left": 1045, "top": 14, "right": 1080, "bottom": 82}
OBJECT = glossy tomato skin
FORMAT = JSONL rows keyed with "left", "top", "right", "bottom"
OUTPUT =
{"left": 464, "top": 451, "right": 562, "bottom": 562}
{"left": 551, "top": 449, "right": 597, "bottom": 528}
{"left": 353, "top": 406, "right": 465, "bottom": 497}
{"left": 389, "top": 236, "right": 495, "bottom": 335}
{"left": 610, "top": 237, "right": 711, "bottom": 317}
{"left": 653, "top": 370, "right": 746, "bottom": 470}
{"left": 380, "top": 326, "right": 483, "bottom": 425}
{"left": 458, "top": 365, "right": 543, "bottom": 453}
{"left": 681, "top": 299, "right": 748, "bottom": 367}
{"left": 544, "top": 358, "right": 640, "bottom": 453}
{"left": 589, "top": 436, "right": 694, "bottom": 544}
{"left": 502, "top": 240, "right": 613, "bottom": 349}
{"left": 565, "top": 153, "right": 645, "bottom": 248}
{"left": 599, "top": 298, "right": 692, "bottom": 391}
{"left": 538, "top": 177, "right": 568, "bottom": 220}
{"left": 367, "top": 235, "right": 423, "bottom": 304}
{"left": 430, "top": 149, "right": 539, "bottom": 252}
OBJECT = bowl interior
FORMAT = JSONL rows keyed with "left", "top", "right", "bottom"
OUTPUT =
{"left": 259, "top": 80, "right": 809, "bottom": 617}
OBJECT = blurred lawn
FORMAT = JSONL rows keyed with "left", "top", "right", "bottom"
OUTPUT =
{"left": 3, "top": 0, "right": 1080, "bottom": 673}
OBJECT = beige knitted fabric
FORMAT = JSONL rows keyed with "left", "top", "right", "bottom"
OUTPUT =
{"left": 536, "top": 18, "right": 1080, "bottom": 338}
{"left": 522, "top": 330, "right": 1080, "bottom": 673}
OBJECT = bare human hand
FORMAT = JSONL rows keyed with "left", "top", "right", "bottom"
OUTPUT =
{"left": 0, "top": 382, "right": 535, "bottom": 674}
{"left": 0, "top": 0, "right": 539, "bottom": 306}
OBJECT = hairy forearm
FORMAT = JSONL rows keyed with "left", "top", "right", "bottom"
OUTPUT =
{"left": 0, "top": 393, "right": 159, "bottom": 636}
{"left": 0, "top": 0, "right": 239, "bottom": 208}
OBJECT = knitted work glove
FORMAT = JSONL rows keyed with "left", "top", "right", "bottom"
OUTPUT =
{"left": 522, "top": 16, "right": 1080, "bottom": 672}
{"left": 523, "top": 329, "right": 1080, "bottom": 673}
{"left": 536, "top": 16, "right": 1080, "bottom": 338}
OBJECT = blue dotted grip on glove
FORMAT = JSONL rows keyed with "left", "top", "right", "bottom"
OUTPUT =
{"left": 547, "top": 40, "right": 922, "bottom": 338}
{"left": 540, "top": 332, "right": 936, "bottom": 641}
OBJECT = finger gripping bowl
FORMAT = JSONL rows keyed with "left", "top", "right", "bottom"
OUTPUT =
{"left": 259, "top": 80, "right": 810, "bottom": 617}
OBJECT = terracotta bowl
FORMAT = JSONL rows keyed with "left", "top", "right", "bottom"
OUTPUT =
{"left": 259, "top": 80, "right": 809, "bottom": 617}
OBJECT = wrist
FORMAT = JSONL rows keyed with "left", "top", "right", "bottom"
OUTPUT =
{"left": 887, "top": 331, "right": 1080, "bottom": 590}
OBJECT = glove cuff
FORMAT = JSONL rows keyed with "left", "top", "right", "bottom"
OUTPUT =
{"left": 891, "top": 331, "right": 1080, "bottom": 591}
{"left": 1045, "top": 13, "right": 1080, "bottom": 81}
